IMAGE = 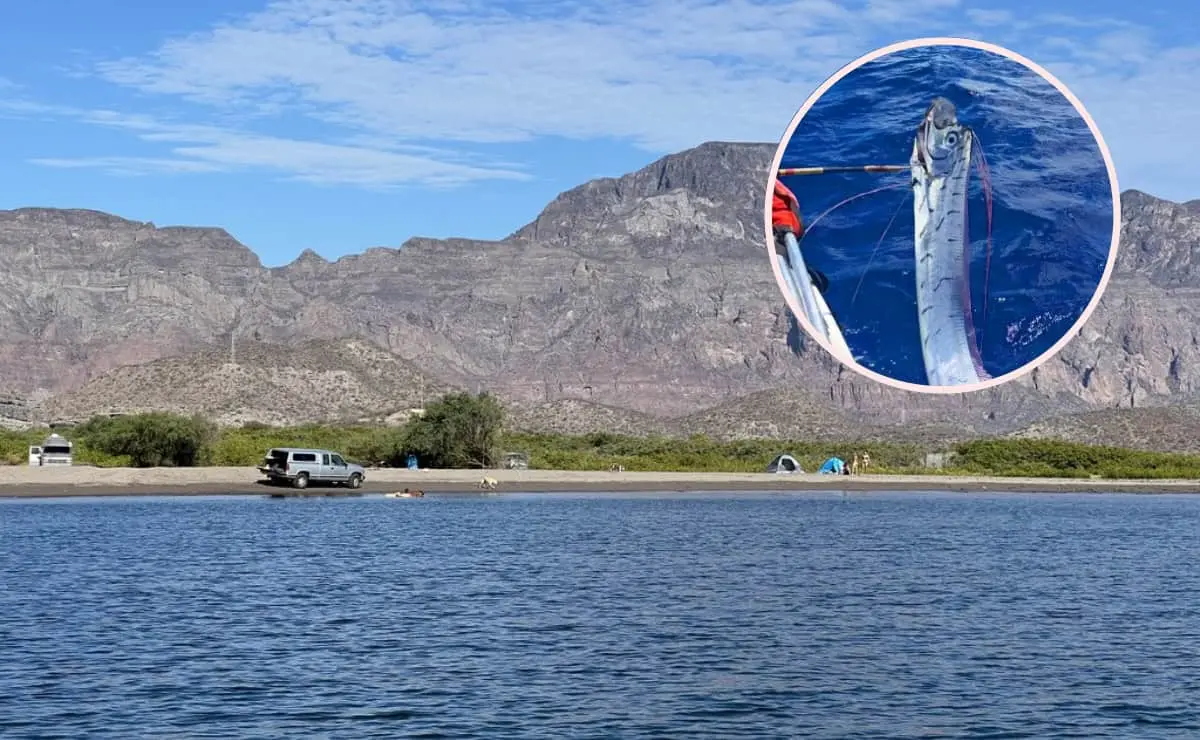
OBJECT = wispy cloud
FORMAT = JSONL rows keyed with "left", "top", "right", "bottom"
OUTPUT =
{"left": 29, "top": 156, "right": 225, "bottom": 176}
{"left": 1, "top": 99, "right": 530, "bottom": 186}
{"left": 965, "top": 8, "right": 1013, "bottom": 26}
{"left": 9, "top": 0, "right": 1200, "bottom": 196}
{"left": 88, "top": 0, "right": 966, "bottom": 150}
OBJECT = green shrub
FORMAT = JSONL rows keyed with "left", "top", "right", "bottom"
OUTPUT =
{"left": 950, "top": 438, "right": 1200, "bottom": 479}
{"left": 76, "top": 412, "right": 216, "bottom": 468}
{"left": 401, "top": 392, "right": 505, "bottom": 468}
{"left": 0, "top": 428, "right": 45, "bottom": 464}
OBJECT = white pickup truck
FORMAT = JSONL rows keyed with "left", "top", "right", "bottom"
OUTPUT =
{"left": 258, "top": 447, "right": 366, "bottom": 489}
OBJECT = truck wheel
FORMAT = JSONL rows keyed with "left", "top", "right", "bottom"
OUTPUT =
{"left": 293, "top": 472, "right": 309, "bottom": 489}
{"left": 348, "top": 473, "right": 362, "bottom": 489}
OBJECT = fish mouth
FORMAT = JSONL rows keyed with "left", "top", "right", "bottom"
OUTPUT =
{"left": 918, "top": 98, "right": 959, "bottom": 145}
{"left": 914, "top": 97, "right": 965, "bottom": 176}
{"left": 925, "top": 97, "right": 958, "bottom": 129}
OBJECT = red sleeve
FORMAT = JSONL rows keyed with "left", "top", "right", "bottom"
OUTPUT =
{"left": 772, "top": 180, "right": 804, "bottom": 236}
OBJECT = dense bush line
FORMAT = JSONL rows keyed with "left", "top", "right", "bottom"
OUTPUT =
{"left": 0, "top": 392, "right": 507, "bottom": 469}
{"left": 950, "top": 439, "right": 1200, "bottom": 479}
{"left": 3, "top": 397, "right": 1200, "bottom": 479}
{"left": 505, "top": 432, "right": 926, "bottom": 473}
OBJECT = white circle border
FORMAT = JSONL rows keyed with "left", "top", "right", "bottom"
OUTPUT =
{"left": 763, "top": 36, "right": 1122, "bottom": 395}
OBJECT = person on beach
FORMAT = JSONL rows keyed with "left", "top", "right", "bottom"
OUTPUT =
{"left": 772, "top": 179, "right": 829, "bottom": 293}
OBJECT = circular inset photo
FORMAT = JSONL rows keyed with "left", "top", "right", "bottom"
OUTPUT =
{"left": 765, "top": 38, "right": 1120, "bottom": 393}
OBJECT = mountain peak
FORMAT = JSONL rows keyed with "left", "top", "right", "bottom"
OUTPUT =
{"left": 284, "top": 248, "right": 329, "bottom": 268}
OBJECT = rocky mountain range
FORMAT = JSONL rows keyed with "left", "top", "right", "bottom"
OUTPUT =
{"left": 3, "top": 141, "right": 1200, "bottom": 448}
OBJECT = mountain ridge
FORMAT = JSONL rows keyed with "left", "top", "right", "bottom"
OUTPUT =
{"left": 2, "top": 141, "right": 1199, "bottom": 444}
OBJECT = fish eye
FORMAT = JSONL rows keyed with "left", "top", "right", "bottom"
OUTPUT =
{"left": 946, "top": 132, "right": 958, "bottom": 145}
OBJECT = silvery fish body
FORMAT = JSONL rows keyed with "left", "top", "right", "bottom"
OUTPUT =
{"left": 911, "top": 97, "right": 989, "bottom": 386}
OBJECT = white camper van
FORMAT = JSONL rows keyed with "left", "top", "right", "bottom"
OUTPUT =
{"left": 29, "top": 433, "right": 73, "bottom": 466}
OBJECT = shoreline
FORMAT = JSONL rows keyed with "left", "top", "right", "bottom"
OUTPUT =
{"left": 1, "top": 466, "right": 1199, "bottom": 498}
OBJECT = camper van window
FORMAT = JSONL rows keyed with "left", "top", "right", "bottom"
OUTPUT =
{"left": 43, "top": 444, "right": 72, "bottom": 454}
{"left": 292, "top": 453, "right": 317, "bottom": 462}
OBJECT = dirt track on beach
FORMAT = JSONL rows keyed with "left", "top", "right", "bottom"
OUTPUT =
{"left": 1, "top": 466, "right": 1199, "bottom": 498}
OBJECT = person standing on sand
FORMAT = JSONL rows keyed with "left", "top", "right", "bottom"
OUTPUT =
{"left": 772, "top": 179, "right": 829, "bottom": 294}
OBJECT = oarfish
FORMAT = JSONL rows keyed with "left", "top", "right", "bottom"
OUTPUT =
{"left": 910, "top": 97, "right": 989, "bottom": 386}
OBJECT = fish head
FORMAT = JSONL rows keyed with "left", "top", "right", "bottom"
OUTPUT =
{"left": 913, "top": 97, "right": 969, "bottom": 178}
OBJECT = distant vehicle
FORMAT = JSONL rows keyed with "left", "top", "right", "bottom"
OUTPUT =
{"left": 29, "top": 433, "right": 73, "bottom": 466}
{"left": 504, "top": 451, "right": 529, "bottom": 470}
{"left": 259, "top": 448, "right": 366, "bottom": 489}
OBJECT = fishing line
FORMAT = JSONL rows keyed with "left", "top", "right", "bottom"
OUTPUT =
{"left": 791, "top": 181, "right": 910, "bottom": 252}
{"left": 852, "top": 190, "right": 912, "bottom": 306}
{"left": 972, "top": 137, "right": 996, "bottom": 340}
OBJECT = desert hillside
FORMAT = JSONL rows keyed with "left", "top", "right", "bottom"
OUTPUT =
{"left": 2, "top": 143, "right": 1199, "bottom": 445}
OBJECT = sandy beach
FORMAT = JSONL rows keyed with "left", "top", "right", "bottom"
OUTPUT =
{"left": 1, "top": 465, "right": 1199, "bottom": 498}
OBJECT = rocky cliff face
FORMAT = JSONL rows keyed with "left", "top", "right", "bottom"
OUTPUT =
{"left": 1, "top": 141, "right": 1198, "bottom": 435}
{"left": 0, "top": 208, "right": 261, "bottom": 392}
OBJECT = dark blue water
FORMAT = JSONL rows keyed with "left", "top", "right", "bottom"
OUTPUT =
{"left": 780, "top": 45, "right": 1114, "bottom": 385}
{"left": 4, "top": 491, "right": 1200, "bottom": 738}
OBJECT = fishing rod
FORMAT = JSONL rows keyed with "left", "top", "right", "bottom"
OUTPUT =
{"left": 778, "top": 165, "right": 907, "bottom": 176}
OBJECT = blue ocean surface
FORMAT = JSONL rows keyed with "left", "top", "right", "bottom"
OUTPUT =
{"left": 780, "top": 45, "right": 1114, "bottom": 386}
{"left": 4, "top": 491, "right": 1200, "bottom": 738}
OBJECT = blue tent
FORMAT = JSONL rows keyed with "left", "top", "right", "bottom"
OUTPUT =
{"left": 406, "top": 454, "right": 419, "bottom": 470}
{"left": 818, "top": 457, "right": 845, "bottom": 475}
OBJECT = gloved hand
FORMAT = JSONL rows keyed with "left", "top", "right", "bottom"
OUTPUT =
{"left": 771, "top": 180, "right": 804, "bottom": 239}
{"left": 773, "top": 180, "right": 829, "bottom": 294}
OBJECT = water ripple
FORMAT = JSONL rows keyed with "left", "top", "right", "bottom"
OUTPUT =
{"left": 3, "top": 492, "right": 1200, "bottom": 737}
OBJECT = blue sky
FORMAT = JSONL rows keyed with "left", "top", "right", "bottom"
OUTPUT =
{"left": 1, "top": 0, "right": 1195, "bottom": 266}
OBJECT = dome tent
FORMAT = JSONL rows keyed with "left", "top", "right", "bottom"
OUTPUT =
{"left": 818, "top": 457, "right": 846, "bottom": 475}
{"left": 766, "top": 453, "right": 803, "bottom": 474}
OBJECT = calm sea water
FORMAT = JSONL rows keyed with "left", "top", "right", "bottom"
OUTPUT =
{"left": 3, "top": 491, "right": 1199, "bottom": 738}
{"left": 780, "top": 45, "right": 1114, "bottom": 385}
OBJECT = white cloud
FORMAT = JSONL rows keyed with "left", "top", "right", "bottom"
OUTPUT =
{"left": 11, "top": 0, "right": 1200, "bottom": 198}
{"left": 965, "top": 8, "right": 1012, "bottom": 26}
{"left": 29, "top": 156, "right": 225, "bottom": 176}
{"left": 1, "top": 99, "right": 530, "bottom": 186}
{"left": 89, "top": 0, "right": 970, "bottom": 151}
